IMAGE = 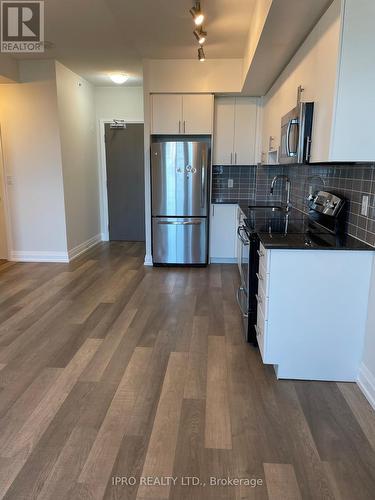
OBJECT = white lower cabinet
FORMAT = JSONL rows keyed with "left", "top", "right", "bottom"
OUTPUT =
{"left": 210, "top": 204, "right": 237, "bottom": 263}
{"left": 256, "top": 243, "right": 374, "bottom": 381}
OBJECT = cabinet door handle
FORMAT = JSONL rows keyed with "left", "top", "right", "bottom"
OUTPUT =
{"left": 178, "top": 121, "right": 181, "bottom": 134}
{"left": 230, "top": 152, "right": 233, "bottom": 164}
{"left": 235, "top": 152, "right": 237, "bottom": 164}
{"left": 183, "top": 121, "right": 186, "bottom": 133}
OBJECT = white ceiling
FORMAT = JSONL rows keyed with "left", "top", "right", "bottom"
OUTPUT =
{"left": 14, "top": 0, "right": 255, "bottom": 86}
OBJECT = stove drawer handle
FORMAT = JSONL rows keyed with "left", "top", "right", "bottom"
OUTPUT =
{"left": 236, "top": 287, "right": 249, "bottom": 318}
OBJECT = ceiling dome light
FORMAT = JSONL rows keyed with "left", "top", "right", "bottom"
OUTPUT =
{"left": 198, "top": 46, "right": 206, "bottom": 62}
{"left": 190, "top": 1, "right": 204, "bottom": 26}
{"left": 194, "top": 28, "right": 207, "bottom": 45}
{"left": 110, "top": 74, "right": 129, "bottom": 84}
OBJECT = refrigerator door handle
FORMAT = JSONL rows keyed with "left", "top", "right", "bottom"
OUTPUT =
{"left": 201, "top": 164, "right": 206, "bottom": 209}
{"left": 157, "top": 220, "right": 202, "bottom": 225}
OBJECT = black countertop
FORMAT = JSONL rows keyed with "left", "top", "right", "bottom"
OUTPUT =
{"left": 242, "top": 206, "right": 374, "bottom": 251}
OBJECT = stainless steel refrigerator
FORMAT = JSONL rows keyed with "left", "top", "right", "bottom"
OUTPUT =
{"left": 151, "top": 139, "right": 210, "bottom": 265}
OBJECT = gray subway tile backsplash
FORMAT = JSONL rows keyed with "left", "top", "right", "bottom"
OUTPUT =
{"left": 212, "top": 163, "right": 375, "bottom": 247}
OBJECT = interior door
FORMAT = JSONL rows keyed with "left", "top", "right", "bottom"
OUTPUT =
{"left": 213, "top": 97, "right": 235, "bottom": 165}
{"left": 151, "top": 94, "right": 182, "bottom": 134}
{"left": 105, "top": 123, "right": 145, "bottom": 241}
{"left": 234, "top": 97, "right": 258, "bottom": 165}
{"left": 182, "top": 94, "right": 213, "bottom": 134}
{"left": 0, "top": 132, "right": 8, "bottom": 259}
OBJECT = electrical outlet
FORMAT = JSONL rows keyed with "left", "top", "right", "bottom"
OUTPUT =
{"left": 361, "top": 195, "right": 369, "bottom": 216}
{"left": 228, "top": 178, "right": 234, "bottom": 189}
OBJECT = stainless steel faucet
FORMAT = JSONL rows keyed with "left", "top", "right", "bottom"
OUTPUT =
{"left": 270, "top": 175, "right": 292, "bottom": 212}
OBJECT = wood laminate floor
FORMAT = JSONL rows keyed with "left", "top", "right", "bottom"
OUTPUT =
{"left": 0, "top": 242, "right": 374, "bottom": 500}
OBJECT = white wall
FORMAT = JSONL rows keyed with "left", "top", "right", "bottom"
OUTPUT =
{"left": 0, "top": 54, "right": 19, "bottom": 83}
{"left": 242, "top": 0, "right": 272, "bottom": 84}
{"left": 95, "top": 86, "right": 144, "bottom": 121}
{"left": 360, "top": 261, "right": 375, "bottom": 408}
{"left": 0, "top": 75, "right": 68, "bottom": 260}
{"left": 146, "top": 59, "right": 243, "bottom": 93}
{"left": 0, "top": 133, "right": 9, "bottom": 259}
{"left": 55, "top": 61, "right": 101, "bottom": 253}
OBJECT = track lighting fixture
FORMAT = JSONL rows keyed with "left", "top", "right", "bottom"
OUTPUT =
{"left": 190, "top": 1, "right": 204, "bottom": 26}
{"left": 198, "top": 46, "right": 205, "bottom": 62}
{"left": 194, "top": 27, "right": 207, "bottom": 45}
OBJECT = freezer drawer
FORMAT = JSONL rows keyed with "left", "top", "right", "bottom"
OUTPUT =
{"left": 153, "top": 217, "right": 207, "bottom": 265}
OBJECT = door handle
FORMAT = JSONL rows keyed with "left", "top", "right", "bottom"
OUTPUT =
{"left": 287, "top": 119, "right": 298, "bottom": 157}
{"left": 305, "top": 136, "right": 312, "bottom": 162}
{"left": 158, "top": 221, "right": 202, "bottom": 225}
{"left": 236, "top": 287, "right": 249, "bottom": 318}
{"left": 237, "top": 226, "right": 249, "bottom": 246}
{"left": 201, "top": 163, "right": 206, "bottom": 209}
{"left": 286, "top": 120, "right": 292, "bottom": 157}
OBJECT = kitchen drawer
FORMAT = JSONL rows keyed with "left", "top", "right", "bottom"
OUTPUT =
{"left": 256, "top": 282, "right": 268, "bottom": 319}
{"left": 257, "top": 265, "right": 269, "bottom": 298}
{"left": 256, "top": 306, "right": 267, "bottom": 362}
{"left": 257, "top": 243, "right": 269, "bottom": 274}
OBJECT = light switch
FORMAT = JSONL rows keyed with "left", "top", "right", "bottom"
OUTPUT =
{"left": 228, "top": 179, "right": 234, "bottom": 189}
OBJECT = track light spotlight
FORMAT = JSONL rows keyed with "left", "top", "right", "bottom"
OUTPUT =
{"left": 190, "top": 1, "right": 204, "bottom": 26}
{"left": 194, "top": 27, "right": 207, "bottom": 45}
{"left": 198, "top": 46, "right": 206, "bottom": 62}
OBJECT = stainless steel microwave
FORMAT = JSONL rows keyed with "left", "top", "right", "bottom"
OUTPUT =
{"left": 279, "top": 102, "right": 314, "bottom": 164}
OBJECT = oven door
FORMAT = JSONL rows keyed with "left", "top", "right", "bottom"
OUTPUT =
{"left": 236, "top": 225, "right": 250, "bottom": 335}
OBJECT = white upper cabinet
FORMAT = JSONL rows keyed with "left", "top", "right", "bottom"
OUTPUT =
{"left": 151, "top": 94, "right": 182, "bottom": 135}
{"left": 213, "top": 97, "right": 235, "bottom": 165}
{"left": 234, "top": 98, "right": 258, "bottom": 165}
{"left": 151, "top": 94, "right": 213, "bottom": 135}
{"left": 182, "top": 94, "right": 214, "bottom": 135}
{"left": 213, "top": 97, "right": 258, "bottom": 165}
{"left": 261, "top": 0, "right": 375, "bottom": 163}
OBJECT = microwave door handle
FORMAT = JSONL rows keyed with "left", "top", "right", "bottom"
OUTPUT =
{"left": 286, "top": 120, "right": 292, "bottom": 157}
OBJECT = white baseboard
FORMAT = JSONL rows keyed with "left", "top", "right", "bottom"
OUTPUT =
{"left": 357, "top": 363, "right": 375, "bottom": 410}
{"left": 11, "top": 251, "right": 69, "bottom": 263}
{"left": 68, "top": 234, "right": 102, "bottom": 262}
{"left": 210, "top": 257, "right": 237, "bottom": 264}
{"left": 144, "top": 254, "right": 153, "bottom": 266}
